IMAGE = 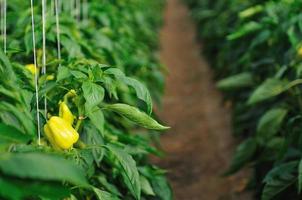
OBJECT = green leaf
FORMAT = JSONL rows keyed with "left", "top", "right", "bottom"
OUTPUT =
{"left": 106, "top": 145, "right": 141, "bottom": 200}
{"left": 105, "top": 103, "right": 169, "bottom": 130}
{"left": 298, "top": 159, "right": 302, "bottom": 193}
{"left": 82, "top": 81, "right": 105, "bottom": 113}
{"left": 124, "top": 77, "right": 153, "bottom": 114}
{"left": 227, "top": 21, "right": 262, "bottom": 40}
{"left": 0, "top": 178, "right": 70, "bottom": 200}
{"left": 56, "top": 66, "right": 71, "bottom": 82}
{"left": 0, "top": 123, "right": 32, "bottom": 144}
{"left": 93, "top": 187, "right": 120, "bottom": 200}
{"left": 97, "top": 175, "right": 122, "bottom": 197}
{"left": 216, "top": 73, "right": 253, "bottom": 90}
{"left": 0, "top": 177, "right": 23, "bottom": 200}
{"left": 256, "top": 108, "right": 288, "bottom": 141}
{"left": 225, "top": 138, "right": 257, "bottom": 175}
{"left": 262, "top": 161, "right": 298, "bottom": 200}
{"left": 71, "top": 70, "right": 88, "bottom": 79}
{"left": 0, "top": 153, "right": 89, "bottom": 187}
{"left": 140, "top": 175, "right": 155, "bottom": 196}
{"left": 151, "top": 175, "right": 172, "bottom": 200}
{"left": 248, "top": 79, "right": 287, "bottom": 105}
{"left": 88, "top": 108, "right": 105, "bottom": 135}
{"left": 239, "top": 5, "right": 263, "bottom": 19}
{"left": 104, "top": 68, "right": 153, "bottom": 114}
{"left": 0, "top": 102, "right": 35, "bottom": 136}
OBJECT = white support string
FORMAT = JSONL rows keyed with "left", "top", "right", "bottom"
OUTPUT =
{"left": 55, "top": 0, "right": 61, "bottom": 67}
{"left": 0, "top": 1, "right": 3, "bottom": 50}
{"left": 83, "top": 0, "right": 88, "bottom": 22}
{"left": 30, "top": 0, "right": 41, "bottom": 145}
{"left": 70, "top": 0, "right": 74, "bottom": 18}
{"left": 50, "top": 0, "right": 54, "bottom": 16}
{"left": 76, "top": 0, "right": 80, "bottom": 21}
{"left": 42, "top": 0, "right": 47, "bottom": 118}
{"left": 3, "top": 0, "right": 6, "bottom": 53}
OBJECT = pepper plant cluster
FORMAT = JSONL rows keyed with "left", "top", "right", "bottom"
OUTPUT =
{"left": 0, "top": 0, "right": 172, "bottom": 200}
{"left": 185, "top": 0, "right": 302, "bottom": 199}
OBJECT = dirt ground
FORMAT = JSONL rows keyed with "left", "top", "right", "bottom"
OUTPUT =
{"left": 152, "top": 0, "right": 253, "bottom": 199}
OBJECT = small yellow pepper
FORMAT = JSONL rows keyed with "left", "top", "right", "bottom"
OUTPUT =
{"left": 44, "top": 116, "right": 79, "bottom": 150}
{"left": 298, "top": 47, "right": 302, "bottom": 57}
{"left": 25, "top": 64, "right": 39, "bottom": 75}
{"left": 59, "top": 101, "right": 75, "bottom": 125}
{"left": 46, "top": 75, "right": 55, "bottom": 81}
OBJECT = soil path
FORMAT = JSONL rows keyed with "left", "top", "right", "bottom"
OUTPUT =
{"left": 152, "top": 0, "right": 252, "bottom": 199}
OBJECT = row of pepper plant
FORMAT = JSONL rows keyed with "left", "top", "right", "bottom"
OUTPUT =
{"left": 0, "top": 0, "right": 172, "bottom": 200}
{"left": 185, "top": 0, "right": 302, "bottom": 199}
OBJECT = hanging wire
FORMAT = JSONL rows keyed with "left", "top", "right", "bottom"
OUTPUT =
{"left": 30, "top": 0, "right": 41, "bottom": 145}
{"left": 42, "top": 0, "right": 47, "bottom": 118}
{"left": 76, "top": 0, "right": 80, "bottom": 21}
{"left": 0, "top": 1, "right": 3, "bottom": 50}
{"left": 83, "top": 0, "right": 88, "bottom": 22}
{"left": 3, "top": 0, "right": 6, "bottom": 53}
{"left": 58, "top": 0, "right": 62, "bottom": 14}
{"left": 70, "top": 0, "right": 74, "bottom": 18}
{"left": 50, "top": 0, "right": 54, "bottom": 16}
{"left": 55, "top": 0, "right": 61, "bottom": 67}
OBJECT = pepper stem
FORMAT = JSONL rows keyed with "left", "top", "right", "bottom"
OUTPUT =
{"left": 75, "top": 117, "right": 83, "bottom": 131}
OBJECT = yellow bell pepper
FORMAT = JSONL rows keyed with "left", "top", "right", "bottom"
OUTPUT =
{"left": 46, "top": 75, "right": 55, "bottom": 81}
{"left": 298, "top": 47, "right": 302, "bottom": 57}
{"left": 25, "top": 64, "right": 39, "bottom": 75}
{"left": 59, "top": 101, "right": 75, "bottom": 125}
{"left": 44, "top": 116, "right": 79, "bottom": 150}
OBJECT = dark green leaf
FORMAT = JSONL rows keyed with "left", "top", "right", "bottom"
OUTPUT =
{"left": 106, "top": 145, "right": 141, "bottom": 200}
{"left": 262, "top": 161, "right": 298, "bottom": 200}
{"left": 225, "top": 138, "right": 257, "bottom": 175}
{"left": 257, "top": 108, "right": 288, "bottom": 141}
{"left": 0, "top": 123, "right": 32, "bottom": 144}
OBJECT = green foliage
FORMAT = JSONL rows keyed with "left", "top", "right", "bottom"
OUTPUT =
{"left": 0, "top": 0, "right": 171, "bottom": 199}
{"left": 186, "top": 0, "right": 302, "bottom": 198}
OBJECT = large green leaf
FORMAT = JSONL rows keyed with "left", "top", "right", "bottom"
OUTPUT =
{"left": 0, "top": 153, "right": 89, "bottom": 187}
{"left": 106, "top": 145, "right": 141, "bottom": 200}
{"left": 248, "top": 79, "right": 287, "bottom": 105}
{"left": 88, "top": 108, "right": 105, "bottom": 135}
{"left": 0, "top": 178, "right": 70, "bottom": 200}
{"left": 256, "top": 108, "right": 288, "bottom": 141}
{"left": 0, "top": 123, "right": 32, "bottom": 144}
{"left": 0, "top": 102, "right": 35, "bottom": 136}
{"left": 105, "top": 103, "right": 169, "bottom": 130}
{"left": 82, "top": 81, "right": 105, "bottom": 113}
{"left": 104, "top": 68, "right": 153, "bottom": 114}
{"left": 140, "top": 175, "right": 155, "bottom": 196}
{"left": 216, "top": 72, "right": 253, "bottom": 90}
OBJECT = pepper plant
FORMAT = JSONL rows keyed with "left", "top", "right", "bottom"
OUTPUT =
{"left": 185, "top": 0, "right": 302, "bottom": 199}
{"left": 0, "top": 0, "right": 172, "bottom": 200}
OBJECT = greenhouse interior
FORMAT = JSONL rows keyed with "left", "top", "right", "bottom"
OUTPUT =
{"left": 0, "top": 0, "right": 301, "bottom": 199}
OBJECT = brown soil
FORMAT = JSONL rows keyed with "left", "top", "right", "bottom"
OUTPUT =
{"left": 152, "top": 0, "right": 253, "bottom": 199}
